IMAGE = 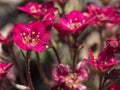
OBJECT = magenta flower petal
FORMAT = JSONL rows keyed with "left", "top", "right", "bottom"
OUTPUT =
{"left": 85, "top": 59, "right": 98, "bottom": 69}
{"left": 86, "top": 3, "right": 101, "bottom": 16}
{"left": 76, "top": 61, "right": 90, "bottom": 81}
{"left": 43, "top": 12, "right": 57, "bottom": 29}
{"left": 14, "top": 24, "right": 28, "bottom": 50}
{"left": 89, "top": 50, "right": 95, "bottom": 60}
{"left": 52, "top": 64, "right": 70, "bottom": 83}
{"left": 54, "top": 23, "right": 68, "bottom": 36}
{"left": 42, "top": 1, "right": 54, "bottom": 10}
{"left": 0, "top": 62, "right": 12, "bottom": 79}
{"left": 67, "top": 10, "right": 85, "bottom": 22}
{"left": 0, "top": 34, "right": 10, "bottom": 44}
{"left": 105, "top": 37, "right": 119, "bottom": 53}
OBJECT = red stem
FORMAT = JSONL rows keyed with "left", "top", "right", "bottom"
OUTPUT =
{"left": 52, "top": 46, "right": 61, "bottom": 64}
{"left": 9, "top": 48, "right": 27, "bottom": 85}
{"left": 99, "top": 30, "right": 103, "bottom": 50}
{"left": 98, "top": 73, "right": 103, "bottom": 90}
{"left": 26, "top": 50, "right": 34, "bottom": 90}
{"left": 72, "top": 48, "right": 77, "bottom": 73}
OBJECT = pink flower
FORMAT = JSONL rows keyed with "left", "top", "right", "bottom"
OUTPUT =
{"left": 105, "top": 37, "right": 119, "bottom": 53}
{"left": 52, "top": 64, "right": 70, "bottom": 83}
{"left": 54, "top": 10, "right": 93, "bottom": 36}
{"left": 13, "top": 21, "right": 51, "bottom": 52}
{"left": 76, "top": 61, "right": 90, "bottom": 81}
{"left": 99, "top": 6, "right": 120, "bottom": 23}
{"left": 0, "top": 62, "right": 13, "bottom": 79}
{"left": 43, "top": 12, "right": 57, "bottom": 30}
{"left": 0, "top": 34, "right": 10, "bottom": 44}
{"left": 18, "top": 1, "right": 57, "bottom": 19}
{"left": 86, "top": 3, "right": 120, "bottom": 24}
{"left": 52, "top": 62, "right": 89, "bottom": 90}
{"left": 105, "top": 23, "right": 116, "bottom": 30}
{"left": 86, "top": 3, "right": 101, "bottom": 17}
{"left": 85, "top": 50, "right": 120, "bottom": 71}
{"left": 108, "top": 81, "right": 120, "bottom": 90}
{"left": 18, "top": 2, "right": 42, "bottom": 18}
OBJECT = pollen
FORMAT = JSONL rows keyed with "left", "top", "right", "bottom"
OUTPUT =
{"left": 23, "top": 33, "right": 26, "bottom": 36}
{"left": 22, "top": 32, "right": 40, "bottom": 46}
{"left": 30, "top": 5, "right": 41, "bottom": 13}
{"left": 65, "top": 73, "right": 79, "bottom": 88}
{"left": 67, "top": 20, "right": 81, "bottom": 30}
{"left": 32, "top": 31, "right": 35, "bottom": 34}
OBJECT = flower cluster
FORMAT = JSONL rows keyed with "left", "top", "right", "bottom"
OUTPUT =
{"left": 0, "top": 0, "right": 120, "bottom": 90}
{"left": 84, "top": 3, "right": 120, "bottom": 30}
{"left": 86, "top": 3, "right": 120, "bottom": 24}
{"left": 51, "top": 61, "right": 90, "bottom": 90}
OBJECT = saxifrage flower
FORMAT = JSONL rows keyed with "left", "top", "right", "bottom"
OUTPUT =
{"left": 0, "top": 34, "right": 10, "bottom": 44}
{"left": 52, "top": 61, "right": 90, "bottom": 90}
{"left": 18, "top": 1, "right": 57, "bottom": 19}
{"left": 54, "top": 10, "right": 93, "bottom": 36}
{"left": 0, "top": 62, "right": 13, "bottom": 79}
{"left": 85, "top": 50, "right": 120, "bottom": 71}
{"left": 13, "top": 21, "right": 51, "bottom": 52}
{"left": 86, "top": 3, "right": 120, "bottom": 24}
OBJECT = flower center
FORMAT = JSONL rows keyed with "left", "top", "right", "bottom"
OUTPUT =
{"left": 67, "top": 19, "right": 82, "bottom": 30}
{"left": 30, "top": 5, "right": 41, "bottom": 13}
{"left": 67, "top": 18, "right": 85, "bottom": 30}
{"left": 65, "top": 73, "right": 79, "bottom": 88}
{"left": 21, "top": 31, "right": 40, "bottom": 46}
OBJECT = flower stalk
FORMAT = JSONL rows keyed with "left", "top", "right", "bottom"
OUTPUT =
{"left": 26, "top": 50, "right": 34, "bottom": 90}
{"left": 35, "top": 52, "right": 50, "bottom": 90}
{"left": 9, "top": 48, "right": 27, "bottom": 85}
{"left": 52, "top": 46, "right": 61, "bottom": 64}
{"left": 73, "top": 48, "right": 77, "bottom": 73}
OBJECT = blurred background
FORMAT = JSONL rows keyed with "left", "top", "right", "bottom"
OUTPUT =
{"left": 0, "top": 0, "right": 120, "bottom": 90}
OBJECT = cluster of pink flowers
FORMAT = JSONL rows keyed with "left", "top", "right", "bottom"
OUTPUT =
{"left": 0, "top": 0, "right": 120, "bottom": 90}
{"left": 84, "top": 3, "right": 120, "bottom": 30}
{"left": 51, "top": 61, "right": 90, "bottom": 90}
